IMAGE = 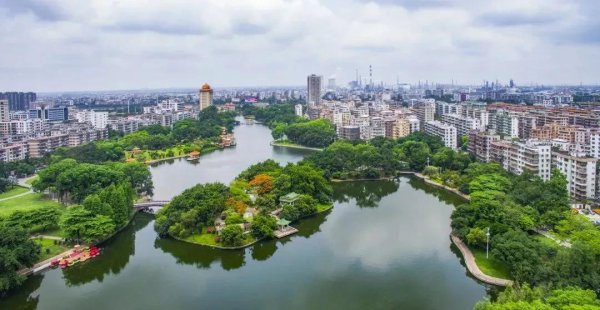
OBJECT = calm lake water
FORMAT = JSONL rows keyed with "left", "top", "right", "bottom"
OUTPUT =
{"left": 1, "top": 120, "right": 491, "bottom": 310}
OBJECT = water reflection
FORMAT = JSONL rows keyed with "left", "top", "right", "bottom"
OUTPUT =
{"left": 61, "top": 214, "right": 150, "bottom": 286}
{"left": 154, "top": 237, "right": 245, "bottom": 270}
{"left": 407, "top": 176, "right": 467, "bottom": 206}
{"left": 1, "top": 274, "right": 43, "bottom": 310}
{"left": 332, "top": 179, "right": 399, "bottom": 208}
{"left": 155, "top": 209, "right": 329, "bottom": 269}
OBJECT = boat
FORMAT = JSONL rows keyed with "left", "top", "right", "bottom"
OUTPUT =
{"left": 186, "top": 151, "right": 200, "bottom": 161}
{"left": 57, "top": 245, "right": 102, "bottom": 269}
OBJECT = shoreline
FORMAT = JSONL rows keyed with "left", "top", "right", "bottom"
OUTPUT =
{"left": 331, "top": 177, "right": 394, "bottom": 182}
{"left": 270, "top": 141, "right": 323, "bottom": 151}
{"left": 450, "top": 233, "right": 514, "bottom": 287}
{"left": 398, "top": 171, "right": 471, "bottom": 201}
{"left": 20, "top": 210, "right": 138, "bottom": 276}
{"left": 170, "top": 204, "right": 334, "bottom": 250}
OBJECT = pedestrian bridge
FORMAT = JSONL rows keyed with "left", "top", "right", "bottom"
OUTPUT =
{"left": 133, "top": 201, "right": 170, "bottom": 213}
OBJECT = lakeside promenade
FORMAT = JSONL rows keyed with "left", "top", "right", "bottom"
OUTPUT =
{"left": 451, "top": 234, "right": 513, "bottom": 287}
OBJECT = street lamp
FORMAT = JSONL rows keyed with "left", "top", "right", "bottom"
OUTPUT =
{"left": 486, "top": 227, "right": 490, "bottom": 259}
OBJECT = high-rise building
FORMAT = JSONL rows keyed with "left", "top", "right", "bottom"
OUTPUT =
{"left": 0, "top": 92, "right": 37, "bottom": 111}
{"left": 198, "top": 83, "right": 213, "bottom": 111}
{"left": 415, "top": 102, "right": 434, "bottom": 130}
{"left": 327, "top": 78, "right": 336, "bottom": 90}
{"left": 307, "top": 74, "right": 322, "bottom": 106}
{"left": 0, "top": 100, "right": 10, "bottom": 122}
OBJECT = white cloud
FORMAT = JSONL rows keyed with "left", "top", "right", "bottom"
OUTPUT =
{"left": 0, "top": 0, "right": 598, "bottom": 91}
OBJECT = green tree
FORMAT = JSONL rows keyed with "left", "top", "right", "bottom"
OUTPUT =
{"left": 220, "top": 225, "right": 245, "bottom": 246}
{"left": 0, "top": 224, "right": 40, "bottom": 294}
{"left": 251, "top": 214, "right": 277, "bottom": 238}
{"left": 60, "top": 206, "right": 115, "bottom": 243}
{"left": 82, "top": 194, "right": 112, "bottom": 217}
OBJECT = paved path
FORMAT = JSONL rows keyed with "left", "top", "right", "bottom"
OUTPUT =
{"left": 0, "top": 187, "right": 33, "bottom": 202}
{"left": 19, "top": 247, "right": 75, "bottom": 276}
{"left": 32, "top": 235, "right": 65, "bottom": 241}
{"left": 18, "top": 176, "right": 36, "bottom": 189}
{"left": 534, "top": 229, "right": 572, "bottom": 248}
{"left": 451, "top": 234, "right": 513, "bottom": 287}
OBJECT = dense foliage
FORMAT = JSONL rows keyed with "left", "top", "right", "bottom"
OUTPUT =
{"left": 242, "top": 103, "right": 336, "bottom": 147}
{"left": 0, "top": 224, "right": 40, "bottom": 294}
{"left": 60, "top": 206, "right": 116, "bottom": 243}
{"left": 33, "top": 159, "right": 152, "bottom": 203}
{"left": 306, "top": 133, "right": 461, "bottom": 180}
{"left": 155, "top": 183, "right": 230, "bottom": 238}
{"left": 54, "top": 141, "right": 124, "bottom": 163}
{"left": 155, "top": 160, "right": 332, "bottom": 245}
{"left": 243, "top": 103, "right": 300, "bottom": 128}
{"left": 2, "top": 207, "right": 61, "bottom": 233}
{"left": 475, "top": 285, "right": 600, "bottom": 310}
{"left": 283, "top": 119, "right": 336, "bottom": 148}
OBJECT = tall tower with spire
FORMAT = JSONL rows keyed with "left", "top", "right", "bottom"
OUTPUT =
{"left": 198, "top": 83, "right": 213, "bottom": 111}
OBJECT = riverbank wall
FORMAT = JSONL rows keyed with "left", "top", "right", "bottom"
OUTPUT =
{"left": 450, "top": 234, "right": 513, "bottom": 287}
{"left": 397, "top": 171, "right": 515, "bottom": 286}
{"left": 398, "top": 171, "right": 471, "bottom": 201}
{"left": 270, "top": 141, "right": 323, "bottom": 151}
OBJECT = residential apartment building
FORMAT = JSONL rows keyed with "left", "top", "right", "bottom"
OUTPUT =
{"left": 76, "top": 110, "right": 108, "bottom": 129}
{"left": 338, "top": 125, "right": 360, "bottom": 140}
{"left": 108, "top": 118, "right": 142, "bottom": 134}
{"left": 491, "top": 140, "right": 552, "bottom": 181}
{"left": 553, "top": 151, "right": 598, "bottom": 202}
{"left": 441, "top": 113, "right": 481, "bottom": 138}
{"left": 0, "top": 143, "right": 28, "bottom": 162}
{"left": 415, "top": 102, "right": 434, "bottom": 130}
{"left": 26, "top": 134, "right": 69, "bottom": 158}
{"left": 490, "top": 109, "right": 519, "bottom": 138}
{"left": 424, "top": 121, "right": 457, "bottom": 150}
{"left": 468, "top": 130, "right": 500, "bottom": 162}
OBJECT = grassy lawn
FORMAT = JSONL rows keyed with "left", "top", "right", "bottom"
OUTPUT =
{"left": 185, "top": 232, "right": 219, "bottom": 246}
{"left": 33, "top": 238, "right": 70, "bottom": 261}
{"left": 273, "top": 139, "right": 295, "bottom": 145}
{"left": 316, "top": 203, "right": 333, "bottom": 213}
{"left": 184, "top": 228, "right": 256, "bottom": 248}
{"left": 0, "top": 193, "right": 63, "bottom": 216}
{"left": 0, "top": 186, "right": 29, "bottom": 199}
{"left": 471, "top": 248, "right": 512, "bottom": 280}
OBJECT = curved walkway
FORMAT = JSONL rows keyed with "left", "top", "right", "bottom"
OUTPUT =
{"left": 0, "top": 188, "right": 33, "bottom": 202}
{"left": 451, "top": 234, "right": 513, "bottom": 287}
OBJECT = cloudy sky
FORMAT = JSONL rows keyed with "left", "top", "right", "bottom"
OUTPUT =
{"left": 1, "top": 0, "right": 599, "bottom": 92}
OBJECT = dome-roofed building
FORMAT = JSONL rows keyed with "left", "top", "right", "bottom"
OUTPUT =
{"left": 198, "top": 83, "right": 213, "bottom": 111}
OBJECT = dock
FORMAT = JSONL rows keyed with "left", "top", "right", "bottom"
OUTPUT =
{"left": 274, "top": 226, "right": 298, "bottom": 238}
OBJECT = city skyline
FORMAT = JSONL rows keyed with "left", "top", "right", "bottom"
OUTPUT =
{"left": 1, "top": 0, "right": 600, "bottom": 92}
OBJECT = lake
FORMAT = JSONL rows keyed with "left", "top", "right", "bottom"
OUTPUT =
{"left": 0, "top": 120, "right": 491, "bottom": 310}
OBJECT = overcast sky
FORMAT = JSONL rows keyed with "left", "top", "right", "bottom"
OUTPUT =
{"left": 1, "top": 0, "right": 599, "bottom": 92}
